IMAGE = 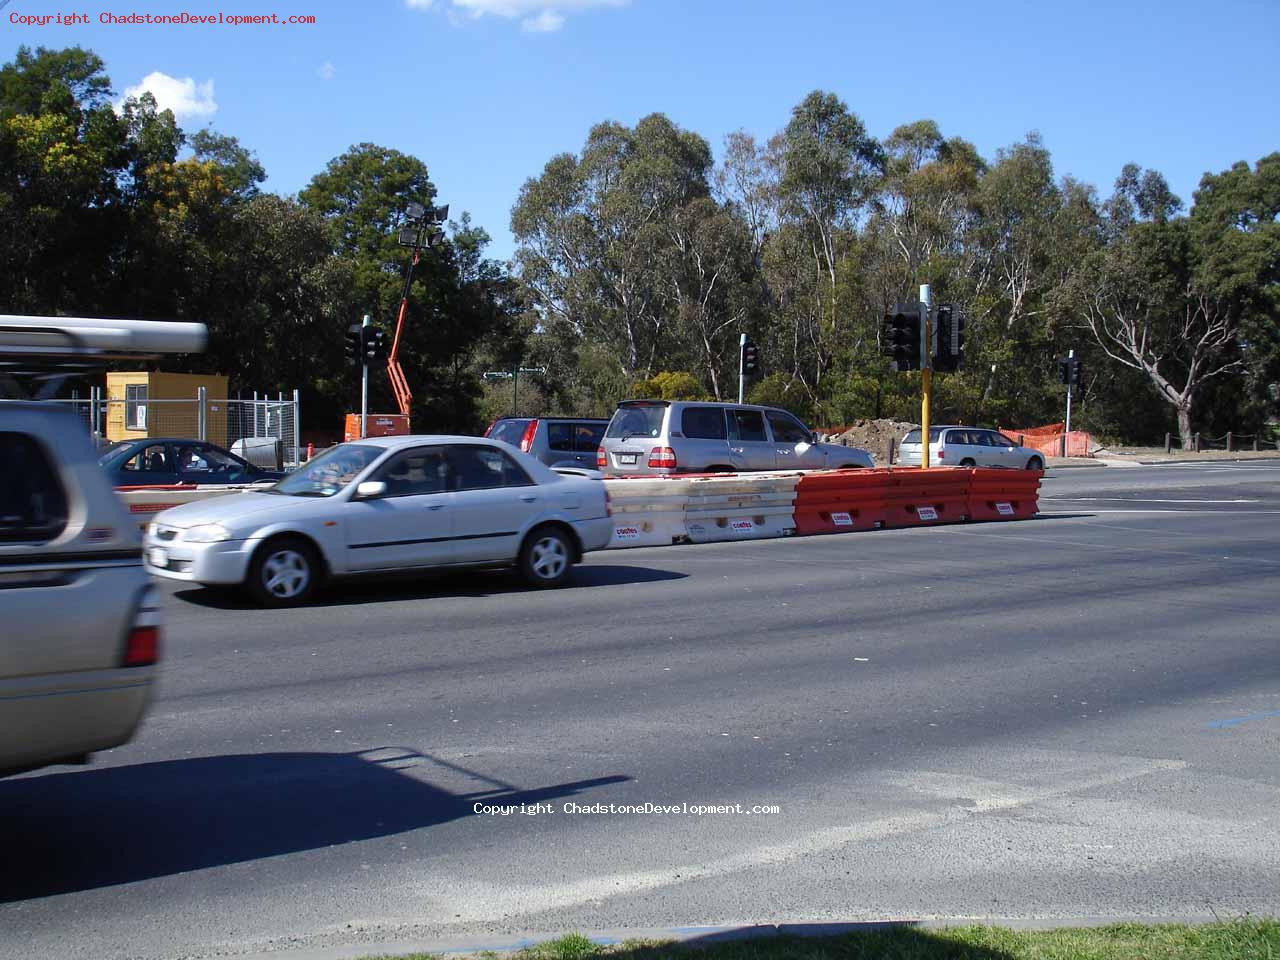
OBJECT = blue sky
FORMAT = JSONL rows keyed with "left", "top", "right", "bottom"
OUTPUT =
{"left": 3, "top": 0, "right": 1277, "bottom": 260}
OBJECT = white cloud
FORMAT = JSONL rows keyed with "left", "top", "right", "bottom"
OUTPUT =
{"left": 407, "top": 0, "right": 626, "bottom": 32}
{"left": 521, "top": 9, "right": 564, "bottom": 31}
{"left": 121, "top": 72, "right": 217, "bottom": 119}
{"left": 318, "top": 61, "right": 336, "bottom": 81}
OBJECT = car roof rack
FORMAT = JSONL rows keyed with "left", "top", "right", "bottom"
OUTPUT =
{"left": 0, "top": 315, "right": 207, "bottom": 400}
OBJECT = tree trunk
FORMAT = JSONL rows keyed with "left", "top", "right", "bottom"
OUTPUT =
{"left": 1177, "top": 404, "right": 1193, "bottom": 450}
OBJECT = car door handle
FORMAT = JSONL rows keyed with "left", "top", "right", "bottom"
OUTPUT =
{"left": 520, "top": 495, "right": 538, "bottom": 502}
{"left": 429, "top": 504, "right": 446, "bottom": 511}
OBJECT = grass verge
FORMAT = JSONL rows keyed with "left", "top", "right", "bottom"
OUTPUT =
{"left": 360, "top": 919, "right": 1280, "bottom": 960}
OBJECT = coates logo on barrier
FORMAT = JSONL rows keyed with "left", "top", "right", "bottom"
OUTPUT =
{"left": 729, "top": 519, "right": 756, "bottom": 532}
{"left": 614, "top": 526, "right": 641, "bottom": 539}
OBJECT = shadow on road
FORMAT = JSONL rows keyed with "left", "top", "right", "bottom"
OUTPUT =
{"left": 623, "top": 924, "right": 1017, "bottom": 959}
{"left": 174, "top": 563, "right": 688, "bottom": 609}
{"left": 0, "top": 748, "right": 629, "bottom": 902}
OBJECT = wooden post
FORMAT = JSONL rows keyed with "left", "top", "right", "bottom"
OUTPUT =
{"left": 1164, "top": 432, "right": 1172, "bottom": 453}
{"left": 886, "top": 438, "right": 895, "bottom": 467}
{"left": 1226, "top": 431, "right": 1233, "bottom": 452}
{"left": 1194, "top": 432, "right": 1201, "bottom": 452}
{"left": 1254, "top": 437, "right": 1260, "bottom": 452}
{"left": 1018, "top": 434, "right": 1025, "bottom": 447}
{"left": 1060, "top": 432, "right": 1067, "bottom": 458}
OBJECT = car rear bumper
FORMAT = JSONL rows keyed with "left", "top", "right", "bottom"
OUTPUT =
{"left": 0, "top": 667, "right": 155, "bottom": 775}
{"left": 143, "top": 535, "right": 258, "bottom": 585}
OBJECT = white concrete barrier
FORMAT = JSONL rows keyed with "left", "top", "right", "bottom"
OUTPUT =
{"left": 602, "top": 477, "right": 693, "bottom": 549}
{"left": 681, "top": 474, "right": 799, "bottom": 544}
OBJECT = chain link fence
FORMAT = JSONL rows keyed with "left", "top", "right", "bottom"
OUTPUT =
{"left": 45, "top": 389, "right": 302, "bottom": 467}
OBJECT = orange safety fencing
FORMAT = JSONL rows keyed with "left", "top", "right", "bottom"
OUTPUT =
{"left": 1002, "top": 423, "right": 1093, "bottom": 458}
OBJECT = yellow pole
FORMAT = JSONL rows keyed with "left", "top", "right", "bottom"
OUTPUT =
{"left": 921, "top": 367, "right": 931, "bottom": 469}
{"left": 919, "top": 284, "right": 932, "bottom": 469}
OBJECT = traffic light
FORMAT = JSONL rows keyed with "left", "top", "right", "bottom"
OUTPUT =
{"left": 1057, "top": 356, "right": 1083, "bottom": 387}
{"left": 741, "top": 337, "right": 760, "bottom": 375}
{"left": 362, "top": 326, "right": 387, "bottom": 364}
{"left": 344, "top": 324, "right": 362, "bottom": 367}
{"left": 933, "top": 304, "right": 965, "bottom": 372}
{"left": 883, "top": 303, "right": 922, "bottom": 371}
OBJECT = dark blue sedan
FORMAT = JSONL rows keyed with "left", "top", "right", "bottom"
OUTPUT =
{"left": 99, "top": 438, "right": 286, "bottom": 487}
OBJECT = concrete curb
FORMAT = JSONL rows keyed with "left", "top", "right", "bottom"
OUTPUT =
{"left": 236, "top": 915, "right": 1227, "bottom": 960}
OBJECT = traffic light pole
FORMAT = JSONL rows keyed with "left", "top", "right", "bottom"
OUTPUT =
{"left": 361, "top": 313, "right": 369, "bottom": 439}
{"left": 738, "top": 332, "right": 746, "bottom": 404}
{"left": 920, "top": 284, "right": 932, "bottom": 469}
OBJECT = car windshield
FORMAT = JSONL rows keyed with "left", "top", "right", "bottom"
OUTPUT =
{"left": 902, "top": 428, "right": 943, "bottom": 443}
{"left": 606, "top": 403, "right": 667, "bottom": 440}
{"left": 270, "top": 444, "right": 381, "bottom": 497}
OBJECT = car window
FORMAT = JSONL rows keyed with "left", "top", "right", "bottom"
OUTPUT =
{"left": 728, "top": 409, "right": 767, "bottom": 442}
{"left": 766, "top": 410, "right": 810, "bottom": 445}
{"left": 574, "top": 422, "right": 606, "bottom": 452}
{"left": 947, "top": 430, "right": 972, "bottom": 446}
{"left": 121, "top": 443, "right": 171, "bottom": 473}
{"left": 275, "top": 444, "right": 382, "bottom": 497}
{"left": 372, "top": 447, "right": 449, "bottom": 497}
{"left": 903, "top": 428, "right": 942, "bottom": 444}
{"left": 0, "top": 432, "right": 69, "bottom": 544}
{"left": 449, "top": 445, "right": 534, "bottom": 491}
{"left": 547, "top": 422, "right": 574, "bottom": 452}
{"left": 175, "top": 444, "right": 247, "bottom": 477}
{"left": 975, "top": 431, "right": 999, "bottom": 447}
{"left": 682, "top": 407, "right": 727, "bottom": 440}
{"left": 488, "top": 419, "right": 532, "bottom": 447}
{"left": 606, "top": 404, "right": 667, "bottom": 440}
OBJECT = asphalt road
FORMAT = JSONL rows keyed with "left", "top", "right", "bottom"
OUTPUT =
{"left": 4, "top": 461, "right": 1280, "bottom": 960}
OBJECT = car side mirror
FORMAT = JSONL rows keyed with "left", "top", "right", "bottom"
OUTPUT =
{"left": 355, "top": 481, "right": 387, "bottom": 499}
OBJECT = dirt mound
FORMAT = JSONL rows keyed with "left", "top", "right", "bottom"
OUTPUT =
{"left": 822, "top": 418, "right": 917, "bottom": 464}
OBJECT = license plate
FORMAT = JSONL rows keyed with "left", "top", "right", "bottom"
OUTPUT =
{"left": 618, "top": 454, "right": 638, "bottom": 465}
{"left": 831, "top": 511, "right": 853, "bottom": 526}
{"left": 915, "top": 506, "right": 939, "bottom": 521}
{"left": 148, "top": 547, "right": 169, "bottom": 568}
{"left": 996, "top": 502, "right": 1015, "bottom": 516}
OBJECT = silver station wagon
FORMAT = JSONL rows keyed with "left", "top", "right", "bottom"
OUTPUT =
{"left": 897, "top": 426, "right": 1045, "bottom": 470}
{"left": 597, "top": 400, "right": 874, "bottom": 476}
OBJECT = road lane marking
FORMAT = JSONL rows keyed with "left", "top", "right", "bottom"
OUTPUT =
{"left": 1042, "top": 498, "right": 1261, "bottom": 504}
{"left": 1207, "top": 710, "right": 1280, "bottom": 730}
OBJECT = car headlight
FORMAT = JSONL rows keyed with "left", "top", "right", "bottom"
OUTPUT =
{"left": 182, "top": 523, "right": 232, "bottom": 543}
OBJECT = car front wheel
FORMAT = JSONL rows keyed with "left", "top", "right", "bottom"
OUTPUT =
{"left": 519, "top": 526, "right": 574, "bottom": 589}
{"left": 247, "top": 536, "right": 320, "bottom": 606}
{"left": 1027, "top": 456, "right": 1044, "bottom": 471}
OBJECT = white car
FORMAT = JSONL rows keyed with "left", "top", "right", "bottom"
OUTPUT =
{"left": 897, "top": 426, "right": 1045, "bottom": 471}
{"left": 143, "top": 436, "right": 614, "bottom": 605}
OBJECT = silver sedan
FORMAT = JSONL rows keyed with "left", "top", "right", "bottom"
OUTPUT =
{"left": 143, "top": 436, "right": 614, "bottom": 606}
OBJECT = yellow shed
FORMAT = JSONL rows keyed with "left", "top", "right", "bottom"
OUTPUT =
{"left": 105, "top": 372, "right": 229, "bottom": 445}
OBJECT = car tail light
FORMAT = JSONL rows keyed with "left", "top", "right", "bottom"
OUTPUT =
{"left": 123, "top": 626, "right": 160, "bottom": 668}
{"left": 937, "top": 449, "right": 945, "bottom": 459}
{"left": 519, "top": 419, "right": 539, "bottom": 452}
{"left": 648, "top": 447, "right": 677, "bottom": 469}
{"left": 483, "top": 419, "right": 497, "bottom": 438}
{"left": 596, "top": 446, "right": 607, "bottom": 468}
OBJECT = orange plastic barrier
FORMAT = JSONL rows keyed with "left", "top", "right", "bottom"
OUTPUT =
{"left": 881, "top": 467, "right": 971, "bottom": 528}
{"left": 966, "top": 467, "right": 1042, "bottom": 522}
{"left": 794, "top": 469, "right": 892, "bottom": 535}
